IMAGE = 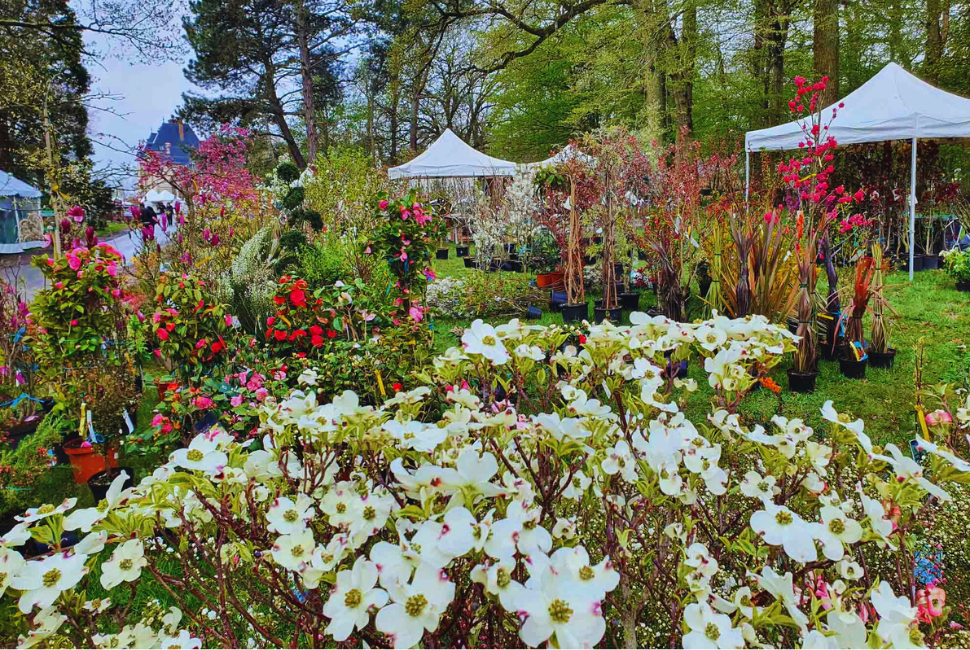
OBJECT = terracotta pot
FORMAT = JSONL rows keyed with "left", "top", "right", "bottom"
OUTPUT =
{"left": 63, "top": 439, "right": 118, "bottom": 484}
{"left": 536, "top": 271, "right": 564, "bottom": 288}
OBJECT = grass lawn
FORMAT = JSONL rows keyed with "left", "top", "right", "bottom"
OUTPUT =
{"left": 429, "top": 243, "right": 970, "bottom": 447}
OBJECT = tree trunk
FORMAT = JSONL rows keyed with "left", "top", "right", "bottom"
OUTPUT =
{"left": 767, "top": 8, "right": 790, "bottom": 124}
{"left": 263, "top": 59, "right": 306, "bottom": 169}
{"left": 925, "top": 0, "right": 943, "bottom": 84}
{"left": 410, "top": 88, "right": 420, "bottom": 152}
{"left": 813, "top": 0, "right": 839, "bottom": 105}
{"left": 390, "top": 88, "right": 400, "bottom": 163}
{"left": 296, "top": 0, "right": 319, "bottom": 167}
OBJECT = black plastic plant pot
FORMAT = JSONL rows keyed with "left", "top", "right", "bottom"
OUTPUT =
{"left": 561, "top": 303, "right": 588, "bottom": 323}
{"left": 525, "top": 306, "right": 543, "bottom": 320}
{"left": 957, "top": 281, "right": 970, "bottom": 292}
{"left": 502, "top": 260, "right": 524, "bottom": 273}
{"left": 613, "top": 263, "right": 624, "bottom": 276}
{"left": 922, "top": 255, "right": 940, "bottom": 270}
{"left": 456, "top": 245, "right": 470, "bottom": 257}
{"left": 912, "top": 255, "right": 926, "bottom": 272}
{"left": 88, "top": 466, "right": 134, "bottom": 502}
{"left": 463, "top": 257, "right": 476, "bottom": 269}
{"left": 699, "top": 279, "right": 712, "bottom": 298}
{"left": 838, "top": 356, "right": 868, "bottom": 379}
{"left": 620, "top": 292, "right": 640, "bottom": 311}
{"left": 504, "top": 243, "right": 516, "bottom": 255}
{"left": 549, "top": 290, "right": 568, "bottom": 308}
{"left": 868, "top": 348, "right": 897, "bottom": 369}
{"left": 593, "top": 306, "right": 622, "bottom": 323}
{"left": 436, "top": 248, "right": 449, "bottom": 260}
{"left": 787, "top": 369, "right": 818, "bottom": 393}
{"left": 583, "top": 255, "right": 596, "bottom": 266}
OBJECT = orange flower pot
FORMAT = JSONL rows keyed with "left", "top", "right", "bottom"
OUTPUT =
{"left": 62, "top": 439, "right": 118, "bottom": 484}
{"left": 536, "top": 271, "right": 564, "bottom": 288}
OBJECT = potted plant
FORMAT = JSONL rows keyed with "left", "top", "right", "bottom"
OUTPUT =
{"left": 835, "top": 256, "right": 875, "bottom": 379}
{"left": 941, "top": 247, "right": 970, "bottom": 291}
{"left": 868, "top": 243, "right": 898, "bottom": 368}
{"left": 561, "top": 178, "right": 588, "bottom": 323}
{"left": 919, "top": 211, "right": 941, "bottom": 270}
{"left": 531, "top": 229, "right": 563, "bottom": 288}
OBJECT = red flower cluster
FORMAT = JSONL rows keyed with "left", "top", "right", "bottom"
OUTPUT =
{"left": 265, "top": 275, "right": 339, "bottom": 353}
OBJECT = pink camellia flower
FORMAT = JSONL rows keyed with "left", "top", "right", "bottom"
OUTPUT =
{"left": 224, "top": 314, "right": 233, "bottom": 327}
{"left": 254, "top": 387, "right": 269, "bottom": 401}
{"left": 70, "top": 319, "right": 78, "bottom": 326}
{"left": 151, "top": 414, "right": 165, "bottom": 428}
{"left": 67, "top": 255, "right": 81, "bottom": 271}
{"left": 926, "top": 410, "right": 953, "bottom": 426}
{"left": 408, "top": 305, "right": 424, "bottom": 322}
{"left": 194, "top": 396, "right": 213, "bottom": 409}
{"left": 230, "top": 395, "right": 243, "bottom": 408}
{"left": 195, "top": 339, "right": 207, "bottom": 350}
{"left": 55, "top": 282, "right": 63, "bottom": 289}
{"left": 379, "top": 200, "right": 389, "bottom": 210}
{"left": 67, "top": 205, "right": 85, "bottom": 223}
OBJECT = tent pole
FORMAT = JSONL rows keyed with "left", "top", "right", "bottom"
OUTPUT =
{"left": 909, "top": 137, "right": 917, "bottom": 282}
{"left": 745, "top": 151, "right": 750, "bottom": 205}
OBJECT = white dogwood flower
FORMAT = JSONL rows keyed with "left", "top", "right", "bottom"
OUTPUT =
{"left": 170, "top": 433, "right": 228, "bottom": 474}
{"left": 323, "top": 557, "right": 388, "bottom": 642}
{"left": 100, "top": 539, "right": 147, "bottom": 589}
{"left": 12, "top": 552, "right": 89, "bottom": 613}
{"left": 375, "top": 562, "right": 454, "bottom": 648}
{"left": 683, "top": 601, "right": 744, "bottom": 649}
{"left": 65, "top": 471, "right": 133, "bottom": 532}
{"left": 270, "top": 529, "right": 316, "bottom": 572}
{"left": 266, "top": 493, "right": 314, "bottom": 535}
{"left": 462, "top": 319, "right": 509, "bottom": 365}
{"left": 816, "top": 506, "right": 863, "bottom": 561}
{"left": 751, "top": 503, "right": 820, "bottom": 563}
{"left": 471, "top": 557, "right": 523, "bottom": 610}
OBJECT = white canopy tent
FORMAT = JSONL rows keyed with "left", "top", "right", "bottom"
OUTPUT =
{"left": 144, "top": 189, "right": 176, "bottom": 203}
{"left": 388, "top": 129, "right": 518, "bottom": 179}
{"left": 744, "top": 62, "right": 970, "bottom": 279}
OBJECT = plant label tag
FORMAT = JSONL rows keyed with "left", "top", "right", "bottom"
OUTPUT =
{"left": 123, "top": 409, "right": 135, "bottom": 434}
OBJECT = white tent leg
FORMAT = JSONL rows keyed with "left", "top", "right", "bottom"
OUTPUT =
{"left": 745, "top": 151, "right": 750, "bottom": 204}
{"left": 909, "top": 137, "right": 917, "bottom": 281}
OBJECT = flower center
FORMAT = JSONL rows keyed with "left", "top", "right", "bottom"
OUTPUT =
{"left": 548, "top": 599, "right": 573, "bottom": 624}
{"left": 579, "top": 566, "right": 595, "bottom": 581}
{"left": 523, "top": 519, "right": 536, "bottom": 531}
{"left": 481, "top": 335, "right": 497, "bottom": 346}
{"left": 363, "top": 506, "right": 376, "bottom": 521}
{"left": 405, "top": 594, "right": 428, "bottom": 617}
{"left": 909, "top": 626, "right": 925, "bottom": 646}
{"left": 705, "top": 622, "right": 720, "bottom": 641}
{"left": 344, "top": 588, "right": 362, "bottom": 608}
{"left": 757, "top": 481, "right": 769, "bottom": 492}
{"left": 91, "top": 599, "right": 102, "bottom": 610}
{"left": 572, "top": 477, "right": 582, "bottom": 488}
{"left": 472, "top": 524, "right": 482, "bottom": 540}
{"left": 186, "top": 449, "right": 204, "bottom": 462}
{"left": 837, "top": 413, "right": 851, "bottom": 424}
{"left": 283, "top": 509, "right": 299, "bottom": 523}
{"left": 496, "top": 568, "right": 511, "bottom": 589}
{"left": 119, "top": 559, "right": 133, "bottom": 571}
{"left": 828, "top": 518, "right": 845, "bottom": 535}
{"left": 291, "top": 545, "right": 305, "bottom": 558}
{"left": 775, "top": 510, "right": 793, "bottom": 526}
{"left": 96, "top": 499, "right": 110, "bottom": 513}
{"left": 37, "top": 504, "right": 55, "bottom": 515}
{"left": 336, "top": 503, "right": 346, "bottom": 514}
{"left": 739, "top": 595, "right": 752, "bottom": 607}
{"left": 42, "top": 568, "right": 61, "bottom": 588}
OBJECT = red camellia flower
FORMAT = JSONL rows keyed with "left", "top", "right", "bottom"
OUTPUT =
{"left": 290, "top": 288, "right": 306, "bottom": 307}
{"left": 267, "top": 316, "right": 275, "bottom": 327}
{"left": 274, "top": 329, "right": 287, "bottom": 341}
{"left": 157, "top": 328, "right": 169, "bottom": 340}
{"left": 579, "top": 335, "right": 587, "bottom": 344}
{"left": 211, "top": 340, "right": 225, "bottom": 354}
{"left": 273, "top": 296, "right": 285, "bottom": 306}
{"left": 311, "top": 335, "right": 324, "bottom": 347}
{"left": 392, "top": 382, "right": 402, "bottom": 391}
{"left": 309, "top": 325, "right": 323, "bottom": 336}
{"left": 327, "top": 329, "right": 336, "bottom": 339}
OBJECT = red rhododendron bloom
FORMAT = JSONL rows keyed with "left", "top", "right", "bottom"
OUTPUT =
{"left": 311, "top": 335, "right": 324, "bottom": 347}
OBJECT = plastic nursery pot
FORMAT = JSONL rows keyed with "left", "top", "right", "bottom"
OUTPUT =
{"left": 620, "top": 292, "right": 640, "bottom": 311}
{"left": 462, "top": 257, "right": 476, "bottom": 269}
{"left": 868, "top": 348, "right": 897, "bottom": 369}
{"left": 957, "top": 281, "right": 970, "bottom": 292}
{"left": 524, "top": 306, "right": 543, "bottom": 320}
{"left": 561, "top": 303, "right": 588, "bottom": 324}
{"left": 699, "top": 279, "right": 712, "bottom": 298}
{"left": 593, "top": 306, "right": 622, "bottom": 324}
{"left": 456, "top": 245, "right": 470, "bottom": 257}
{"left": 3, "top": 417, "right": 42, "bottom": 452}
{"left": 435, "top": 248, "right": 449, "bottom": 260}
{"left": 63, "top": 439, "right": 118, "bottom": 484}
{"left": 912, "top": 255, "right": 926, "bottom": 272}
{"left": 838, "top": 355, "right": 868, "bottom": 380}
{"left": 88, "top": 466, "right": 134, "bottom": 502}
{"left": 501, "top": 260, "right": 524, "bottom": 273}
{"left": 536, "top": 271, "right": 564, "bottom": 288}
{"left": 787, "top": 369, "right": 818, "bottom": 393}
{"left": 922, "top": 255, "right": 940, "bottom": 270}
{"left": 637, "top": 251, "right": 648, "bottom": 261}
{"left": 549, "top": 290, "right": 568, "bottom": 310}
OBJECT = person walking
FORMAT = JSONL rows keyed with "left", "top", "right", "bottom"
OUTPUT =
{"left": 139, "top": 202, "right": 158, "bottom": 245}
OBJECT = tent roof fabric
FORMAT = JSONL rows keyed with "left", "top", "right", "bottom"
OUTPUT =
{"left": 388, "top": 129, "right": 518, "bottom": 179}
{"left": 0, "top": 171, "right": 42, "bottom": 198}
{"left": 745, "top": 63, "right": 970, "bottom": 152}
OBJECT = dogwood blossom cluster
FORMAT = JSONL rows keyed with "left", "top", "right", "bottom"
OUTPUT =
{"left": 1, "top": 314, "right": 967, "bottom": 648}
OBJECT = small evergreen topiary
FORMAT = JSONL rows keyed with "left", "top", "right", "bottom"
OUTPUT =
{"left": 275, "top": 161, "right": 300, "bottom": 183}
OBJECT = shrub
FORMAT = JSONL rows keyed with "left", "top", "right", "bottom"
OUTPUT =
{"left": 427, "top": 274, "right": 543, "bottom": 319}
{"left": 942, "top": 247, "right": 970, "bottom": 283}
{"left": 0, "top": 413, "right": 65, "bottom": 517}
{"left": 275, "top": 161, "right": 300, "bottom": 184}
{"left": 299, "top": 239, "right": 349, "bottom": 288}
{"left": 281, "top": 186, "right": 305, "bottom": 211}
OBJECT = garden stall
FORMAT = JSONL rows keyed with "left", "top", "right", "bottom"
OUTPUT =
{"left": 389, "top": 129, "right": 519, "bottom": 247}
{"left": 0, "top": 170, "right": 44, "bottom": 254}
{"left": 744, "top": 62, "right": 970, "bottom": 280}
